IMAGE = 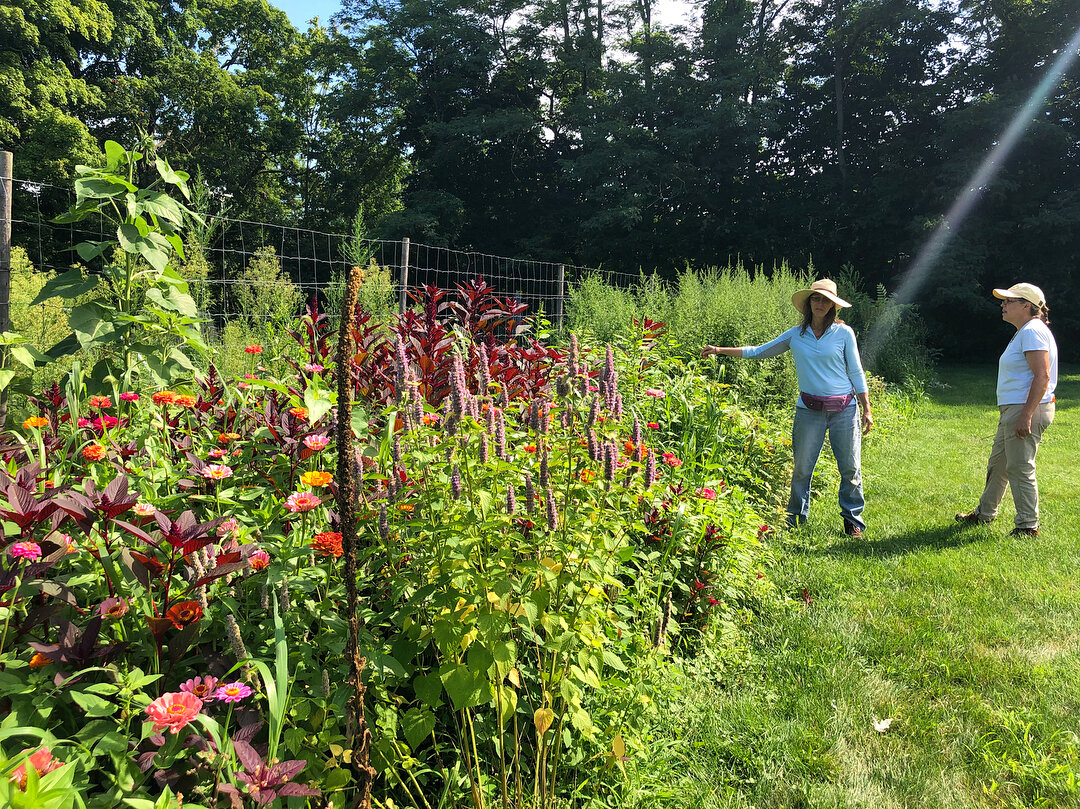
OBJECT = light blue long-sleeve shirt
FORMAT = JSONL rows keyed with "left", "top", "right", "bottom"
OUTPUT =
{"left": 742, "top": 324, "right": 869, "bottom": 407}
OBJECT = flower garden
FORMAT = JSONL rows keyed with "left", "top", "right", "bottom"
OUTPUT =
{"left": 0, "top": 144, "right": 806, "bottom": 808}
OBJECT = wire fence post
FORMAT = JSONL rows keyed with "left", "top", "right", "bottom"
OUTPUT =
{"left": 556, "top": 264, "right": 565, "bottom": 330}
{"left": 0, "top": 150, "right": 12, "bottom": 429}
{"left": 398, "top": 237, "right": 410, "bottom": 314}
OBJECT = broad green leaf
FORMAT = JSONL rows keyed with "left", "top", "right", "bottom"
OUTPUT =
{"left": 137, "top": 191, "right": 186, "bottom": 224}
{"left": 30, "top": 268, "right": 98, "bottom": 306}
{"left": 492, "top": 640, "right": 517, "bottom": 679}
{"left": 117, "top": 223, "right": 142, "bottom": 254}
{"left": 70, "top": 690, "right": 118, "bottom": 717}
{"left": 45, "top": 333, "right": 81, "bottom": 360}
{"left": 75, "top": 175, "right": 134, "bottom": 201}
{"left": 602, "top": 649, "right": 628, "bottom": 672}
{"left": 69, "top": 302, "right": 117, "bottom": 348}
{"left": 144, "top": 286, "right": 198, "bottom": 318}
{"left": 412, "top": 673, "right": 443, "bottom": 707}
{"left": 439, "top": 662, "right": 490, "bottom": 710}
{"left": 496, "top": 685, "right": 517, "bottom": 727}
{"left": 401, "top": 707, "right": 436, "bottom": 750}
{"left": 104, "top": 140, "right": 126, "bottom": 169}
{"left": 133, "top": 236, "right": 169, "bottom": 272}
{"left": 304, "top": 386, "right": 334, "bottom": 424}
{"left": 75, "top": 241, "right": 112, "bottom": 263}
{"left": 9, "top": 343, "right": 50, "bottom": 369}
{"left": 533, "top": 707, "right": 554, "bottom": 737}
{"left": 0, "top": 369, "right": 16, "bottom": 391}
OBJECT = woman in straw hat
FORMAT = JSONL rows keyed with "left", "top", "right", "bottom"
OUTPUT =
{"left": 955, "top": 283, "right": 1057, "bottom": 536}
{"left": 701, "top": 279, "right": 873, "bottom": 535}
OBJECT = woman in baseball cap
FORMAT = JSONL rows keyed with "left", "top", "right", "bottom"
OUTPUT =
{"left": 956, "top": 283, "right": 1057, "bottom": 536}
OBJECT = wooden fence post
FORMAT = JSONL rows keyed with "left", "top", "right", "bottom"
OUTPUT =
{"left": 398, "top": 237, "right": 410, "bottom": 314}
{"left": 556, "top": 264, "right": 565, "bottom": 330}
{"left": 0, "top": 150, "right": 12, "bottom": 430}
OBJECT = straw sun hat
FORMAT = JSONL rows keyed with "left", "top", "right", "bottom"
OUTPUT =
{"left": 791, "top": 279, "right": 852, "bottom": 315}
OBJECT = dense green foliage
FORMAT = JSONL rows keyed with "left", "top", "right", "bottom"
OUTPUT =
{"left": 3, "top": 0, "right": 1078, "bottom": 359}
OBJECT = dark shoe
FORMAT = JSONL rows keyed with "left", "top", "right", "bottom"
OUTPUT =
{"left": 1009, "top": 526, "right": 1039, "bottom": 537}
{"left": 955, "top": 510, "right": 993, "bottom": 525}
{"left": 844, "top": 521, "right": 863, "bottom": 537}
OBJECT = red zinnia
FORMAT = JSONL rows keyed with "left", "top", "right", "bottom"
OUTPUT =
{"left": 311, "top": 531, "right": 343, "bottom": 558}
{"left": 244, "top": 345, "right": 263, "bottom": 354}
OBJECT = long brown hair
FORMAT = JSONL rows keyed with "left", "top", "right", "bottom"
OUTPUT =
{"left": 799, "top": 301, "right": 843, "bottom": 335}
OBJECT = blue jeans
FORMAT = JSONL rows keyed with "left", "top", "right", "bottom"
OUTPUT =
{"left": 788, "top": 402, "right": 865, "bottom": 530}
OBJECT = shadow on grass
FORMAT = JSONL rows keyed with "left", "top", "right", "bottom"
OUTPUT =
{"left": 812, "top": 522, "right": 995, "bottom": 559}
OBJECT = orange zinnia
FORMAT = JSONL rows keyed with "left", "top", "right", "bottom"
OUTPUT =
{"left": 289, "top": 406, "right": 309, "bottom": 419}
{"left": 29, "top": 652, "right": 52, "bottom": 668}
{"left": 82, "top": 444, "right": 106, "bottom": 462}
{"left": 165, "top": 600, "right": 204, "bottom": 629}
{"left": 152, "top": 390, "right": 178, "bottom": 406}
{"left": 217, "top": 432, "right": 241, "bottom": 444}
{"left": 311, "top": 531, "right": 343, "bottom": 558}
{"left": 300, "top": 470, "right": 333, "bottom": 487}
{"left": 22, "top": 416, "right": 48, "bottom": 429}
{"left": 173, "top": 394, "right": 197, "bottom": 408}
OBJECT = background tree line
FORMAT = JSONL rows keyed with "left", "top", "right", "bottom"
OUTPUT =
{"left": 3, "top": 0, "right": 1078, "bottom": 358}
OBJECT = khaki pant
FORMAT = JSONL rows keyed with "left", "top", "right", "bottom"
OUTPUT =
{"left": 976, "top": 401, "right": 1055, "bottom": 529}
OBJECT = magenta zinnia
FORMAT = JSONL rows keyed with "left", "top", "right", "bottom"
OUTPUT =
{"left": 9, "top": 542, "right": 42, "bottom": 561}
{"left": 284, "top": 492, "right": 321, "bottom": 513}
{"left": 302, "top": 434, "right": 330, "bottom": 451}
{"left": 145, "top": 692, "right": 202, "bottom": 734}
{"left": 214, "top": 682, "right": 253, "bottom": 703}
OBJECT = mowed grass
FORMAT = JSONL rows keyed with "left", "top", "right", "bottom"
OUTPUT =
{"left": 630, "top": 366, "right": 1080, "bottom": 809}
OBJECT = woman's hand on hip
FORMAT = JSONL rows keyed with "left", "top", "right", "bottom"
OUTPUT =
{"left": 862, "top": 411, "right": 874, "bottom": 435}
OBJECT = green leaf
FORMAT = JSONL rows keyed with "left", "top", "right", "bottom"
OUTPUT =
{"left": 144, "top": 286, "right": 198, "bottom": 318}
{"left": 75, "top": 241, "right": 112, "bottom": 263}
{"left": 0, "top": 369, "right": 16, "bottom": 392}
{"left": 45, "top": 333, "right": 81, "bottom": 360}
{"left": 104, "top": 140, "right": 127, "bottom": 170}
{"left": 439, "top": 663, "right": 490, "bottom": 710}
{"left": 133, "top": 236, "right": 169, "bottom": 272}
{"left": 9, "top": 343, "right": 50, "bottom": 369}
{"left": 412, "top": 672, "right": 443, "bottom": 707}
{"left": 70, "top": 690, "right": 118, "bottom": 717}
{"left": 29, "top": 268, "right": 98, "bottom": 306}
{"left": 304, "top": 386, "right": 334, "bottom": 424}
{"left": 401, "top": 707, "right": 436, "bottom": 750}
{"left": 602, "top": 649, "right": 628, "bottom": 672}
{"left": 69, "top": 302, "right": 118, "bottom": 348}
{"left": 117, "top": 223, "right": 142, "bottom": 254}
{"left": 492, "top": 640, "right": 517, "bottom": 679}
{"left": 136, "top": 191, "right": 186, "bottom": 224}
{"left": 75, "top": 175, "right": 134, "bottom": 201}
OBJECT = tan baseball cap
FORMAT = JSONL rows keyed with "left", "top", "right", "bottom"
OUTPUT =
{"left": 992, "top": 283, "right": 1046, "bottom": 308}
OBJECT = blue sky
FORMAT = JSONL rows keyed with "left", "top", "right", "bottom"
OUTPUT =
{"left": 273, "top": 0, "right": 341, "bottom": 29}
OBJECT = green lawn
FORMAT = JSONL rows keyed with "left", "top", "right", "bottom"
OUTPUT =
{"left": 632, "top": 366, "right": 1080, "bottom": 808}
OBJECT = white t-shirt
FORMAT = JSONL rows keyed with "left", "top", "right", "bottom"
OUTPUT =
{"left": 997, "top": 319, "right": 1058, "bottom": 406}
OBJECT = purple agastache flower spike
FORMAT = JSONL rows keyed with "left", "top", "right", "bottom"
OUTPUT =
{"left": 392, "top": 436, "right": 402, "bottom": 466}
{"left": 539, "top": 449, "right": 550, "bottom": 490}
{"left": 379, "top": 503, "right": 389, "bottom": 542}
{"left": 569, "top": 333, "right": 580, "bottom": 379}
{"left": 539, "top": 401, "right": 549, "bottom": 435}
{"left": 545, "top": 487, "right": 558, "bottom": 532}
{"left": 496, "top": 410, "right": 507, "bottom": 459}
{"left": 486, "top": 402, "right": 497, "bottom": 434}
{"left": 603, "top": 344, "right": 617, "bottom": 413}
{"left": 479, "top": 344, "right": 492, "bottom": 393}
{"left": 479, "top": 434, "right": 489, "bottom": 464}
{"left": 644, "top": 451, "right": 657, "bottom": 489}
{"left": 451, "top": 465, "right": 462, "bottom": 499}
{"left": 450, "top": 353, "right": 467, "bottom": 416}
{"left": 529, "top": 399, "right": 540, "bottom": 433}
{"left": 411, "top": 386, "right": 424, "bottom": 430}
{"left": 587, "top": 394, "right": 599, "bottom": 428}
{"left": 524, "top": 472, "right": 535, "bottom": 516}
{"left": 604, "top": 442, "right": 615, "bottom": 483}
{"left": 587, "top": 429, "right": 599, "bottom": 462}
{"left": 614, "top": 392, "right": 623, "bottom": 420}
{"left": 632, "top": 416, "right": 642, "bottom": 451}
{"left": 506, "top": 484, "right": 516, "bottom": 515}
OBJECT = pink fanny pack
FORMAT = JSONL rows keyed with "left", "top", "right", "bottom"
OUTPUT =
{"left": 800, "top": 393, "right": 853, "bottom": 412}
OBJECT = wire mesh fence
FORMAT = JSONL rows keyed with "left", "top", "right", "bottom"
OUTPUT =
{"left": 3, "top": 174, "right": 644, "bottom": 351}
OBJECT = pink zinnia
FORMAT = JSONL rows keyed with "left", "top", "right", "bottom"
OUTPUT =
{"left": 303, "top": 434, "right": 330, "bottom": 451}
{"left": 201, "top": 464, "right": 234, "bottom": 481}
{"left": 10, "top": 747, "right": 64, "bottom": 790}
{"left": 284, "top": 492, "right": 321, "bottom": 513}
{"left": 647, "top": 422, "right": 660, "bottom": 429}
{"left": 145, "top": 691, "right": 202, "bottom": 734}
{"left": 179, "top": 675, "right": 219, "bottom": 703}
{"left": 98, "top": 597, "right": 130, "bottom": 619}
{"left": 208, "top": 448, "right": 227, "bottom": 459}
{"left": 645, "top": 388, "right": 666, "bottom": 398}
{"left": 120, "top": 392, "right": 140, "bottom": 402}
{"left": 133, "top": 502, "right": 156, "bottom": 517}
{"left": 304, "top": 363, "right": 325, "bottom": 373}
{"left": 661, "top": 452, "right": 683, "bottom": 468}
{"left": 214, "top": 682, "right": 253, "bottom": 703}
{"left": 249, "top": 549, "right": 270, "bottom": 571}
{"left": 217, "top": 518, "right": 239, "bottom": 537}
{"left": 696, "top": 487, "right": 717, "bottom": 500}
{"left": 9, "top": 542, "right": 41, "bottom": 561}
